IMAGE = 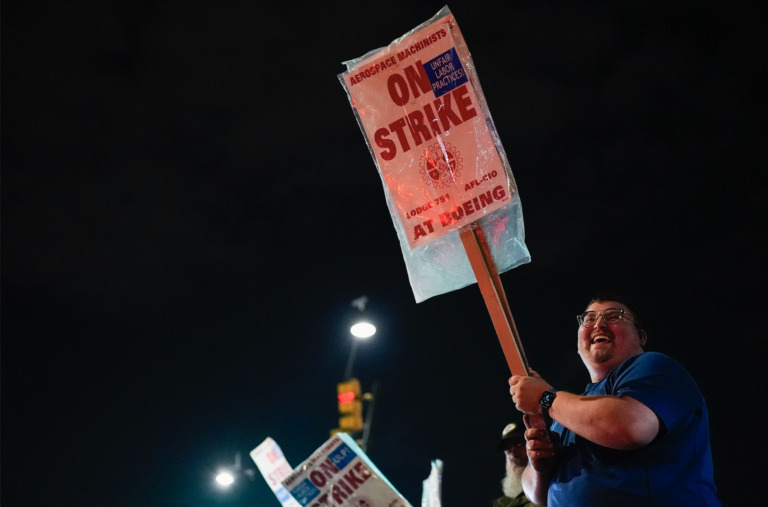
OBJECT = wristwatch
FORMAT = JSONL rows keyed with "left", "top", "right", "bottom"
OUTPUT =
{"left": 539, "top": 389, "right": 558, "bottom": 409}
{"left": 539, "top": 389, "right": 558, "bottom": 429}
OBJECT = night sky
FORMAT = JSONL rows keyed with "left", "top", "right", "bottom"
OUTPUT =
{"left": 4, "top": 1, "right": 766, "bottom": 506}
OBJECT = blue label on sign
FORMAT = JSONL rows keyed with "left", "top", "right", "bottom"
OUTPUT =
{"left": 289, "top": 478, "right": 320, "bottom": 506}
{"left": 328, "top": 442, "right": 355, "bottom": 470}
{"left": 276, "top": 486, "right": 292, "bottom": 504}
{"left": 423, "top": 48, "right": 469, "bottom": 98}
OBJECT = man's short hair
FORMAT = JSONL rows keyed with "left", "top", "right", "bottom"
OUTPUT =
{"left": 587, "top": 293, "right": 643, "bottom": 332}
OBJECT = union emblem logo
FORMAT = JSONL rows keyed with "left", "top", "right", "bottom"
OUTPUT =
{"left": 419, "top": 142, "right": 463, "bottom": 189}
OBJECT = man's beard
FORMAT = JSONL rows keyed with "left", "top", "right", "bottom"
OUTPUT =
{"left": 501, "top": 464, "right": 526, "bottom": 498}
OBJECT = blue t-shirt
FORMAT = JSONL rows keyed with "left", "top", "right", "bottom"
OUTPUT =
{"left": 548, "top": 353, "right": 720, "bottom": 507}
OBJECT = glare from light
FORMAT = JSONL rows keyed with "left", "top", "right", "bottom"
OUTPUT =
{"left": 216, "top": 471, "right": 235, "bottom": 487}
{"left": 350, "top": 322, "right": 376, "bottom": 338}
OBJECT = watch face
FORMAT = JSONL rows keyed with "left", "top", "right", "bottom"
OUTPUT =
{"left": 540, "top": 391, "right": 556, "bottom": 407}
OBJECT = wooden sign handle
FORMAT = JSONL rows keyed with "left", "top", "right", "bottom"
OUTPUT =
{"left": 459, "top": 224, "right": 530, "bottom": 377}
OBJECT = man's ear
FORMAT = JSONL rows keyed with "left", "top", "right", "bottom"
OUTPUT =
{"left": 639, "top": 329, "right": 647, "bottom": 348}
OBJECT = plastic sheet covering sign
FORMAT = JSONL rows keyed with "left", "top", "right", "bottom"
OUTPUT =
{"left": 281, "top": 433, "right": 412, "bottom": 507}
{"left": 421, "top": 459, "right": 443, "bottom": 507}
{"left": 339, "top": 6, "right": 530, "bottom": 302}
{"left": 251, "top": 437, "right": 301, "bottom": 507}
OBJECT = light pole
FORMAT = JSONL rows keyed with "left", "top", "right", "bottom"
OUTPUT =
{"left": 334, "top": 296, "right": 378, "bottom": 452}
{"left": 344, "top": 297, "right": 376, "bottom": 381}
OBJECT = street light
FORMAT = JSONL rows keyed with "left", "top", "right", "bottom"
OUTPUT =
{"left": 332, "top": 297, "right": 380, "bottom": 451}
{"left": 213, "top": 452, "right": 255, "bottom": 489}
{"left": 344, "top": 297, "right": 376, "bottom": 381}
{"left": 350, "top": 322, "right": 376, "bottom": 338}
{"left": 216, "top": 471, "right": 235, "bottom": 487}
{"left": 343, "top": 322, "right": 374, "bottom": 380}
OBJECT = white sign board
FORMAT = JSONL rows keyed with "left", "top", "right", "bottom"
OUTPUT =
{"left": 251, "top": 437, "right": 301, "bottom": 507}
{"left": 281, "top": 433, "right": 411, "bottom": 507}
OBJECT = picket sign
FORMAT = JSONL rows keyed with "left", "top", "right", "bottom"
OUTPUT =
{"left": 339, "top": 6, "right": 533, "bottom": 377}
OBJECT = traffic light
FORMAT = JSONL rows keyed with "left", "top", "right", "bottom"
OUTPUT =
{"left": 335, "top": 378, "right": 363, "bottom": 433}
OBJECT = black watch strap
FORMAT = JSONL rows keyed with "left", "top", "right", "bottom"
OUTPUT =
{"left": 539, "top": 389, "right": 558, "bottom": 409}
{"left": 539, "top": 389, "right": 558, "bottom": 430}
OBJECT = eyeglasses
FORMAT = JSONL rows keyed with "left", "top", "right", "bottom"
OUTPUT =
{"left": 576, "top": 308, "right": 637, "bottom": 328}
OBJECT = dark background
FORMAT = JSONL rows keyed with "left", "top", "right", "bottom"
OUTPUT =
{"left": 3, "top": 0, "right": 765, "bottom": 505}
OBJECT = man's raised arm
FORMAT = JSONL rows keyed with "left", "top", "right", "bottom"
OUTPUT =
{"left": 509, "top": 373, "right": 660, "bottom": 450}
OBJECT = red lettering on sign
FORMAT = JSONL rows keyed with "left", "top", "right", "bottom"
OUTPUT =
{"left": 422, "top": 103, "right": 442, "bottom": 136}
{"left": 375, "top": 128, "right": 396, "bottom": 161}
{"left": 310, "top": 470, "right": 327, "bottom": 488}
{"left": 387, "top": 74, "right": 409, "bottom": 106}
{"left": 372, "top": 85, "right": 478, "bottom": 158}
{"left": 414, "top": 224, "right": 427, "bottom": 240}
{"left": 349, "top": 56, "right": 403, "bottom": 87}
{"left": 319, "top": 458, "right": 339, "bottom": 479}
{"left": 453, "top": 84, "right": 478, "bottom": 122}
{"left": 342, "top": 469, "right": 364, "bottom": 490}
{"left": 331, "top": 483, "right": 349, "bottom": 504}
{"left": 388, "top": 118, "right": 410, "bottom": 153}
{"left": 397, "top": 28, "right": 446, "bottom": 63}
{"left": 439, "top": 212, "right": 452, "bottom": 226}
{"left": 432, "top": 92, "right": 464, "bottom": 132}
{"left": 492, "top": 185, "right": 506, "bottom": 200}
{"left": 404, "top": 61, "right": 432, "bottom": 99}
{"left": 353, "top": 462, "right": 373, "bottom": 480}
{"left": 463, "top": 199, "right": 475, "bottom": 215}
{"left": 479, "top": 191, "right": 493, "bottom": 208}
{"left": 406, "top": 110, "right": 432, "bottom": 146}
{"left": 339, "top": 476, "right": 353, "bottom": 495}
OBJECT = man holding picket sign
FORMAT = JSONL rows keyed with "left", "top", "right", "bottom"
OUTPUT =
{"left": 509, "top": 295, "right": 721, "bottom": 506}
{"left": 340, "top": 8, "right": 719, "bottom": 506}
